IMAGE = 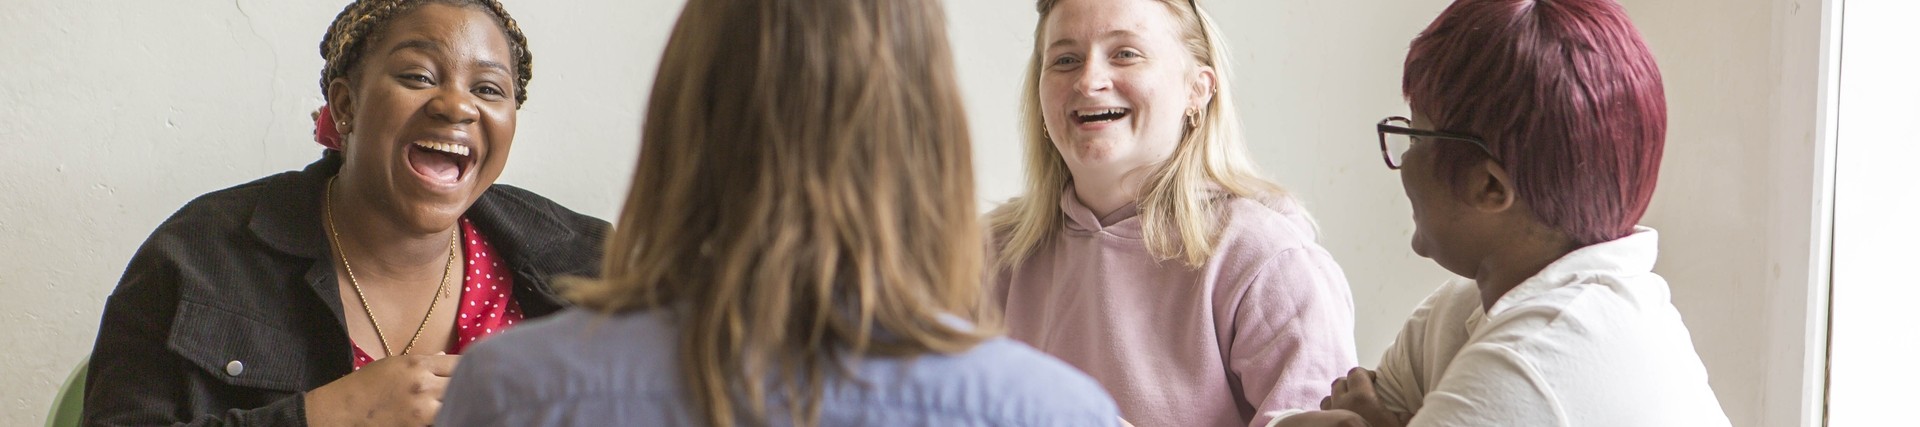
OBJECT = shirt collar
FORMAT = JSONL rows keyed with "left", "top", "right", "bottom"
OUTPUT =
{"left": 1486, "top": 226, "right": 1660, "bottom": 316}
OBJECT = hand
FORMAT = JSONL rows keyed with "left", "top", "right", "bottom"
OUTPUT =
{"left": 1272, "top": 409, "right": 1369, "bottom": 427}
{"left": 304, "top": 353, "right": 461, "bottom": 427}
{"left": 1323, "top": 368, "right": 1411, "bottom": 427}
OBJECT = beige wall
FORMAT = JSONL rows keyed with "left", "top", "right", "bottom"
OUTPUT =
{"left": 0, "top": 0, "right": 1832, "bottom": 425}
{"left": 1626, "top": 0, "right": 1836, "bottom": 424}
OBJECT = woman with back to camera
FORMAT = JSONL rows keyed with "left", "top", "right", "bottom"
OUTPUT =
{"left": 85, "top": 1, "right": 606, "bottom": 425}
{"left": 435, "top": 0, "right": 1121, "bottom": 426}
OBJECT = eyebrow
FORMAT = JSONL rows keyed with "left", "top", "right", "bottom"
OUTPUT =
{"left": 388, "top": 39, "right": 442, "bottom": 56}
{"left": 475, "top": 60, "right": 510, "bottom": 74}
{"left": 388, "top": 39, "right": 513, "bottom": 76}
{"left": 1046, "top": 29, "right": 1140, "bottom": 50}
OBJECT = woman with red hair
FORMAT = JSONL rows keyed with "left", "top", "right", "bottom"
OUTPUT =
{"left": 1275, "top": 0, "right": 1730, "bottom": 425}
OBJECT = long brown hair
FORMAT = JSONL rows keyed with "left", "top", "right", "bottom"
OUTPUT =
{"left": 990, "top": 0, "right": 1283, "bottom": 269}
{"left": 567, "top": 0, "right": 990, "bottom": 426}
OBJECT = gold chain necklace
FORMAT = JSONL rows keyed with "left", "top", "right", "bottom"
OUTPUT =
{"left": 323, "top": 176, "right": 458, "bottom": 358}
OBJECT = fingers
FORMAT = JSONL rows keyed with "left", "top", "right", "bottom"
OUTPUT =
{"left": 1331, "top": 410, "right": 1369, "bottom": 427}
{"left": 414, "top": 372, "right": 452, "bottom": 400}
{"left": 417, "top": 354, "right": 462, "bottom": 377}
{"left": 1320, "top": 396, "right": 1333, "bottom": 410}
{"left": 1331, "top": 376, "right": 1348, "bottom": 395}
{"left": 409, "top": 398, "right": 443, "bottom": 426}
{"left": 1297, "top": 410, "right": 1367, "bottom": 427}
{"left": 408, "top": 362, "right": 452, "bottom": 424}
{"left": 314, "top": 355, "right": 451, "bottom": 427}
{"left": 1347, "top": 368, "right": 1377, "bottom": 395}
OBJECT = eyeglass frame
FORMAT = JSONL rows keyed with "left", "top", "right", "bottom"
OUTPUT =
{"left": 1376, "top": 116, "right": 1494, "bottom": 170}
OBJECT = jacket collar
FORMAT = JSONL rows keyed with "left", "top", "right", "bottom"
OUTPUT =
{"left": 246, "top": 153, "right": 591, "bottom": 320}
{"left": 247, "top": 153, "right": 581, "bottom": 270}
{"left": 249, "top": 154, "right": 337, "bottom": 261}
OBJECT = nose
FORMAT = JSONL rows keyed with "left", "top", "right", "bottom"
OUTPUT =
{"left": 427, "top": 86, "right": 480, "bottom": 125}
{"left": 1074, "top": 61, "right": 1113, "bottom": 96}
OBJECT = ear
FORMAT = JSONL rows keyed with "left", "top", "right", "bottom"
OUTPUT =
{"left": 1465, "top": 159, "right": 1518, "bottom": 214}
{"left": 1189, "top": 65, "right": 1217, "bottom": 111}
{"left": 325, "top": 77, "right": 356, "bottom": 136}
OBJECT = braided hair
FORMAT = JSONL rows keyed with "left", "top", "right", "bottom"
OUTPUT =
{"left": 318, "top": 0, "right": 533, "bottom": 106}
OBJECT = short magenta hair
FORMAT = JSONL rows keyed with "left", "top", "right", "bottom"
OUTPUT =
{"left": 1404, "top": 0, "right": 1666, "bottom": 246}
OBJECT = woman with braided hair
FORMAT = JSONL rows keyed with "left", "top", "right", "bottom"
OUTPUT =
{"left": 84, "top": 1, "right": 607, "bottom": 425}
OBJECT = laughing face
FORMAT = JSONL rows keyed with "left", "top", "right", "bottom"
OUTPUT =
{"left": 328, "top": 3, "right": 517, "bottom": 235}
{"left": 1037, "top": 0, "right": 1212, "bottom": 182}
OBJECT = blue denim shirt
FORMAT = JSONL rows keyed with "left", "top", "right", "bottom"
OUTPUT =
{"left": 438, "top": 308, "right": 1120, "bottom": 426}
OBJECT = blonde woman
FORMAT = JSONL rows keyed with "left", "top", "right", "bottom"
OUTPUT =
{"left": 434, "top": 0, "right": 1119, "bottom": 426}
{"left": 989, "top": 0, "right": 1357, "bottom": 425}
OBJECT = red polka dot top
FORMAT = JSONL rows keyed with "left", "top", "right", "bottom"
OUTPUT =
{"left": 352, "top": 217, "right": 525, "bottom": 369}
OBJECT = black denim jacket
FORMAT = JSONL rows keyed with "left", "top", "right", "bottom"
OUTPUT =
{"left": 84, "top": 154, "right": 609, "bottom": 426}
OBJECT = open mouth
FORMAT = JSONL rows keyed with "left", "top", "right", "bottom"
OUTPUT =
{"left": 1073, "top": 108, "right": 1130, "bottom": 124}
{"left": 406, "top": 140, "right": 473, "bottom": 186}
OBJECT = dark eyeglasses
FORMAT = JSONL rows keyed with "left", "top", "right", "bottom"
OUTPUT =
{"left": 1376, "top": 116, "right": 1492, "bottom": 170}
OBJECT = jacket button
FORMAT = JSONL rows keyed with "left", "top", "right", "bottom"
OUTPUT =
{"left": 225, "top": 360, "right": 244, "bottom": 377}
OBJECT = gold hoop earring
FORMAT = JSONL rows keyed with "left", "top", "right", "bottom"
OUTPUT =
{"left": 1185, "top": 109, "right": 1201, "bottom": 128}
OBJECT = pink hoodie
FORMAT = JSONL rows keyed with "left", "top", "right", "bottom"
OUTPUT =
{"left": 992, "top": 187, "right": 1357, "bottom": 427}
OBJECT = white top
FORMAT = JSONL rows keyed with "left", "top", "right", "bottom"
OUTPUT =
{"left": 1279, "top": 227, "right": 1731, "bottom": 426}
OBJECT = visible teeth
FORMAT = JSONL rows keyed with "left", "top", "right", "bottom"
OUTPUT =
{"left": 1078, "top": 108, "right": 1125, "bottom": 118}
{"left": 413, "top": 141, "right": 469, "bottom": 156}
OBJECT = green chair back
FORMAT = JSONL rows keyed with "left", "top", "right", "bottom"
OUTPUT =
{"left": 46, "top": 357, "right": 86, "bottom": 427}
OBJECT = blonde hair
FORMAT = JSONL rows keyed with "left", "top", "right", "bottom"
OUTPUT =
{"left": 990, "top": 0, "right": 1281, "bottom": 269}
{"left": 567, "top": 0, "right": 991, "bottom": 426}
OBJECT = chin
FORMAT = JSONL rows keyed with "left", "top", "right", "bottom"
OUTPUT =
{"left": 1068, "top": 140, "right": 1123, "bottom": 164}
{"left": 398, "top": 200, "right": 471, "bottom": 234}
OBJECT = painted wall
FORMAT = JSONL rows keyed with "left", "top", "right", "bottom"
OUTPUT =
{"left": 0, "top": 0, "right": 1830, "bottom": 425}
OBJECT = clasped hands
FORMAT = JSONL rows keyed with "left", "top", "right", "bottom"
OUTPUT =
{"left": 1278, "top": 367, "right": 1412, "bottom": 427}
